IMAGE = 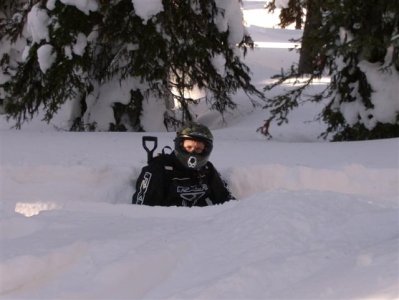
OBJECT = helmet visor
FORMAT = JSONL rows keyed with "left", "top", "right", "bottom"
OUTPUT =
{"left": 177, "top": 137, "right": 212, "bottom": 157}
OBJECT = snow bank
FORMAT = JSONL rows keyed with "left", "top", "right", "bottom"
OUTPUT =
{"left": 1, "top": 189, "right": 398, "bottom": 299}
{"left": 229, "top": 164, "right": 398, "bottom": 200}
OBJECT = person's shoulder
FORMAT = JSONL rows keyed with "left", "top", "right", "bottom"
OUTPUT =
{"left": 149, "top": 153, "right": 175, "bottom": 167}
{"left": 204, "top": 161, "right": 217, "bottom": 171}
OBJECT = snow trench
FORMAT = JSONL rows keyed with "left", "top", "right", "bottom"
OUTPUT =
{"left": 227, "top": 164, "right": 397, "bottom": 200}
{"left": 2, "top": 163, "right": 397, "bottom": 217}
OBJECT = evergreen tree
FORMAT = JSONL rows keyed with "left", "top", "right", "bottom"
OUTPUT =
{"left": 264, "top": 0, "right": 399, "bottom": 140}
{"left": 265, "top": 0, "right": 321, "bottom": 74}
{"left": 1, "top": 0, "right": 101, "bottom": 129}
{"left": 1, "top": 0, "right": 263, "bottom": 131}
{"left": 0, "top": 0, "right": 31, "bottom": 114}
{"left": 265, "top": 0, "right": 304, "bottom": 29}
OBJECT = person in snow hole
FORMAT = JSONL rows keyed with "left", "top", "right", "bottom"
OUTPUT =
{"left": 132, "top": 122, "right": 234, "bottom": 207}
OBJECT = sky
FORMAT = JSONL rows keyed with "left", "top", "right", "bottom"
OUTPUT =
{"left": 0, "top": 1, "right": 398, "bottom": 299}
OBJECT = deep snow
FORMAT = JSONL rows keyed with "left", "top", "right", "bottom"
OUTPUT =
{"left": 1, "top": 1, "right": 399, "bottom": 299}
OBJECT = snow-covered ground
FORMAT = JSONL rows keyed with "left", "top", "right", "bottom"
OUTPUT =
{"left": 1, "top": 1, "right": 398, "bottom": 299}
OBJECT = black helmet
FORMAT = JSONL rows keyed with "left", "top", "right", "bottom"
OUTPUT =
{"left": 174, "top": 122, "right": 213, "bottom": 170}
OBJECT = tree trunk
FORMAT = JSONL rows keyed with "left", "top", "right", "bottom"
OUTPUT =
{"left": 298, "top": 0, "right": 322, "bottom": 75}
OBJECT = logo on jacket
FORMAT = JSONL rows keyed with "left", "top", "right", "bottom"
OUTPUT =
{"left": 187, "top": 156, "right": 197, "bottom": 168}
{"left": 177, "top": 184, "right": 207, "bottom": 206}
{"left": 136, "top": 172, "right": 152, "bottom": 204}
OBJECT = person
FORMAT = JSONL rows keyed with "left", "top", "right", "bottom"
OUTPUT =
{"left": 132, "top": 122, "right": 234, "bottom": 207}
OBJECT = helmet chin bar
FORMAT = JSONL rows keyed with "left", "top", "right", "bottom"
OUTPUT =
{"left": 174, "top": 148, "right": 210, "bottom": 170}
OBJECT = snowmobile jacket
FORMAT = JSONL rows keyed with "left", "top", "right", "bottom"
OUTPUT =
{"left": 132, "top": 153, "right": 234, "bottom": 207}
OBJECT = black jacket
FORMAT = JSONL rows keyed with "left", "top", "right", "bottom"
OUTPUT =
{"left": 132, "top": 153, "right": 234, "bottom": 207}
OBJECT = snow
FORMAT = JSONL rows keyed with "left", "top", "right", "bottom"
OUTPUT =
{"left": 214, "top": 0, "right": 245, "bottom": 45}
{"left": 1, "top": 1, "right": 399, "bottom": 299}
{"left": 358, "top": 61, "right": 399, "bottom": 128}
{"left": 71, "top": 33, "right": 88, "bottom": 57}
{"left": 275, "top": 0, "right": 290, "bottom": 9}
{"left": 132, "top": 0, "right": 163, "bottom": 23}
{"left": 27, "top": 5, "right": 50, "bottom": 43}
{"left": 37, "top": 44, "right": 56, "bottom": 73}
{"left": 59, "top": 0, "right": 98, "bottom": 15}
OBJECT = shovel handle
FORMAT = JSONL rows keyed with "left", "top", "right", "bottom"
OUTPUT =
{"left": 142, "top": 136, "right": 158, "bottom": 163}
